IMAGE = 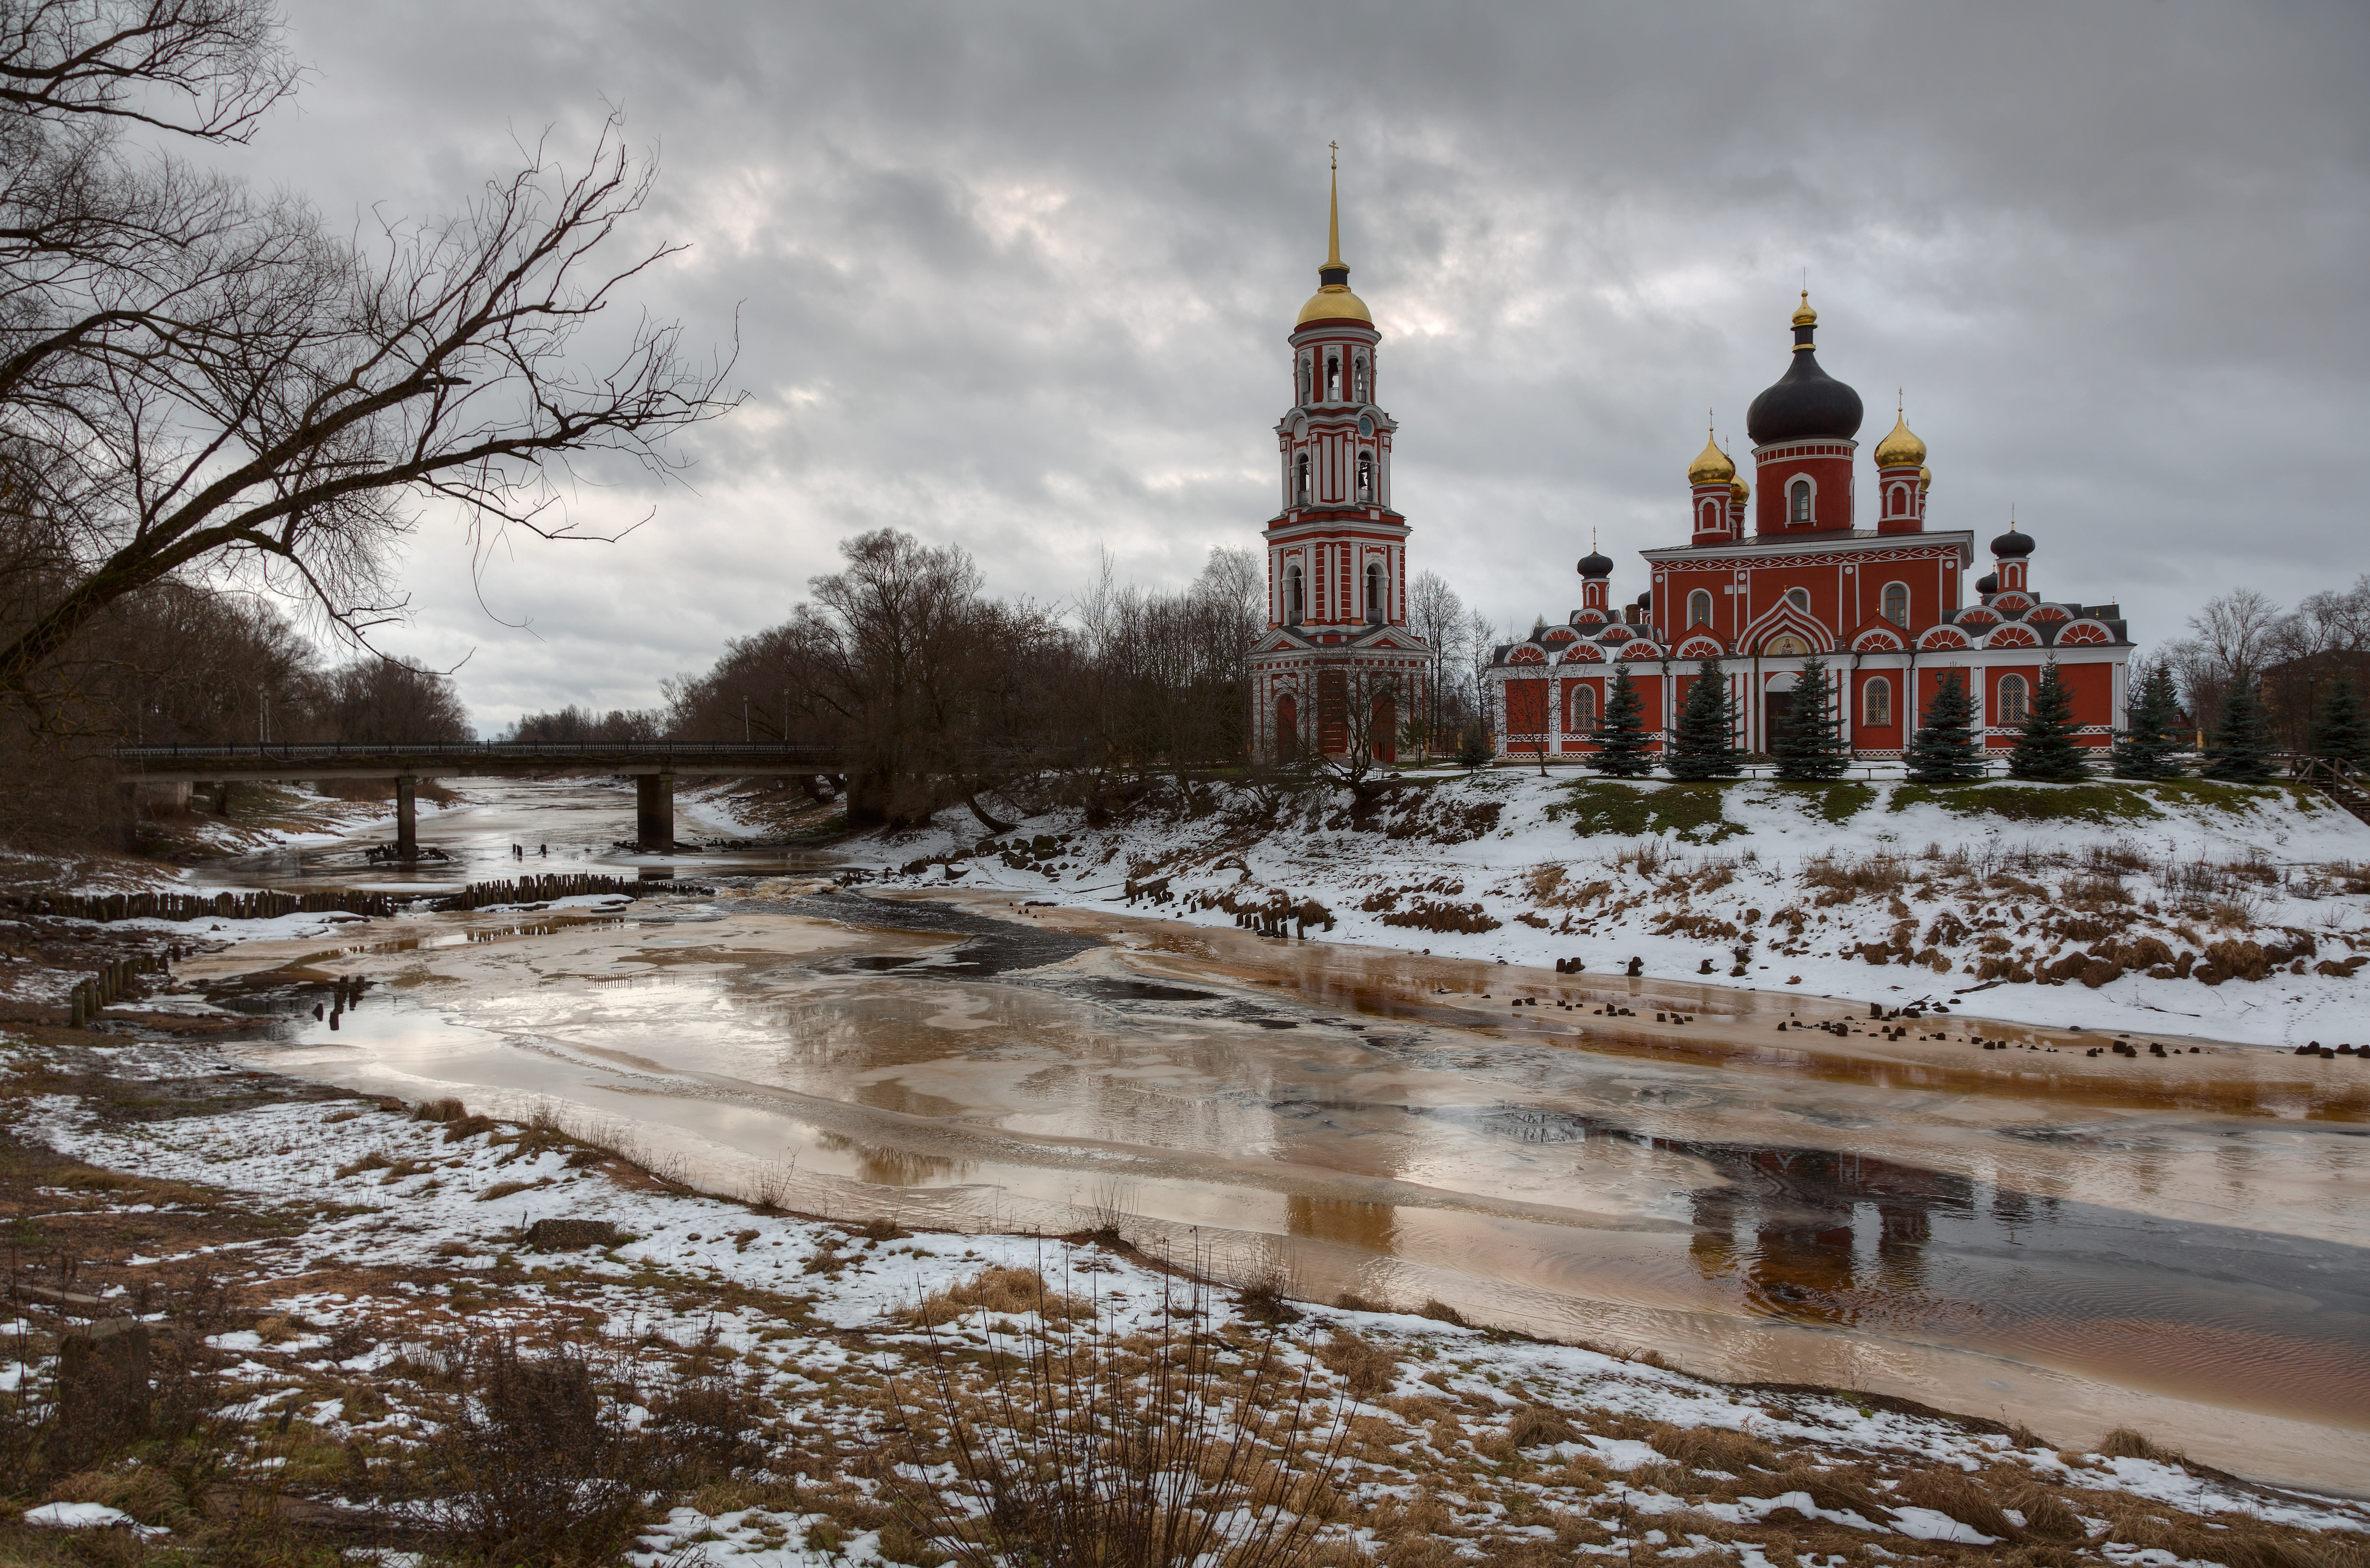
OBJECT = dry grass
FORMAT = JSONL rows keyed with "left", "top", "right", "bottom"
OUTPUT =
{"left": 1645, "top": 1421, "right": 1778, "bottom": 1475}
{"left": 2099, "top": 1425, "right": 2185, "bottom": 1465}
{"left": 1312, "top": 1328, "right": 1402, "bottom": 1398}
{"left": 1801, "top": 853, "right": 1908, "bottom": 905}
{"left": 1892, "top": 1468, "right": 2019, "bottom": 1539}
{"left": 902, "top": 1264, "right": 1091, "bottom": 1327}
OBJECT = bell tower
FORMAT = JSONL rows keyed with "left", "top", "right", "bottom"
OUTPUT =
{"left": 1267, "top": 147, "right": 1410, "bottom": 636}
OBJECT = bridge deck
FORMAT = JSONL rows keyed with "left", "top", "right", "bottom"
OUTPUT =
{"left": 111, "top": 742, "right": 846, "bottom": 783}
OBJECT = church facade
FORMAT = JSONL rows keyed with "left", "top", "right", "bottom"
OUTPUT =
{"left": 1483, "top": 295, "right": 2133, "bottom": 762}
{"left": 1247, "top": 165, "right": 1430, "bottom": 764}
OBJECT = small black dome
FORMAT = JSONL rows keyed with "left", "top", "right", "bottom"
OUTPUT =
{"left": 1577, "top": 550, "right": 1613, "bottom": 578}
{"left": 1634, "top": 591, "right": 1652, "bottom": 608}
{"left": 1746, "top": 322, "right": 1863, "bottom": 446}
{"left": 1975, "top": 572, "right": 2000, "bottom": 596}
{"left": 1991, "top": 529, "right": 2034, "bottom": 559}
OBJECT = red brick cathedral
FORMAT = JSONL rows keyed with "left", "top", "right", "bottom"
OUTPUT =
{"left": 1484, "top": 293, "right": 2133, "bottom": 762}
{"left": 1249, "top": 163, "right": 1430, "bottom": 763}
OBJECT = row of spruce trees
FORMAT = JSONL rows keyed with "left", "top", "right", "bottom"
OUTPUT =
{"left": 1563, "top": 659, "right": 2362, "bottom": 785}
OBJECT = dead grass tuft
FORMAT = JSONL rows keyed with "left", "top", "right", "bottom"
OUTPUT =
{"left": 1647, "top": 1421, "right": 1777, "bottom": 1474}
{"left": 1893, "top": 1468, "right": 2019, "bottom": 1540}
{"left": 902, "top": 1265, "right": 1090, "bottom": 1327}
{"left": 2098, "top": 1425, "right": 2184, "bottom": 1465}
{"left": 1314, "top": 1328, "right": 1402, "bottom": 1398}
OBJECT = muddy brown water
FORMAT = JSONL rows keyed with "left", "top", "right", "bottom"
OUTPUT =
{"left": 172, "top": 780, "right": 2370, "bottom": 1492}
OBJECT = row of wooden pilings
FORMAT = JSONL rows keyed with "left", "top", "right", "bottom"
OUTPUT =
{"left": 67, "top": 953, "right": 174, "bottom": 1026}
{"left": 8, "top": 873, "right": 711, "bottom": 926}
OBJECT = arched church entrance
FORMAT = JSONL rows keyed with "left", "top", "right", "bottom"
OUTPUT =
{"left": 1275, "top": 693, "right": 1299, "bottom": 763}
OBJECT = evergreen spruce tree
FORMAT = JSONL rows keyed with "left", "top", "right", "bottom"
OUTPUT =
{"left": 1588, "top": 662, "right": 1655, "bottom": 778}
{"left": 2309, "top": 674, "right": 2370, "bottom": 769}
{"left": 2202, "top": 677, "right": 2277, "bottom": 782}
{"left": 1904, "top": 671, "right": 1983, "bottom": 783}
{"left": 2112, "top": 662, "right": 2188, "bottom": 780}
{"left": 1666, "top": 659, "right": 1743, "bottom": 780}
{"left": 2007, "top": 662, "right": 2089, "bottom": 781}
{"left": 1771, "top": 657, "right": 1851, "bottom": 781}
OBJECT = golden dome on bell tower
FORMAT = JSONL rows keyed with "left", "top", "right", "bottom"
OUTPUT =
{"left": 1296, "top": 147, "right": 1372, "bottom": 326}
{"left": 1687, "top": 423, "right": 1736, "bottom": 485}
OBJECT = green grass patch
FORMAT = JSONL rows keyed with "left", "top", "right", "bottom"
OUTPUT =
{"left": 1766, "top": 781, "right": 1876, "bottom": 825}
{"left": 1547, "top": 781, "right": 1743, "bottom": 844}
{"left": 1886, "top": 781, "right": 2162, "bottom": 825}
{"left": 2141, "top": 778, "right": 2304, "bottom": 814}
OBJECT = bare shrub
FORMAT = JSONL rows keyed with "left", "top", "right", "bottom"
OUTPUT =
{"left": 881, "top": 1275, "right": 1347, "bottom": 1568}
{"left": 413, "top": 1337, "right": 664, "bottom": 1567}
{"left": 1379, "top": 900, "right": 1500, "bottom": 934}
{"left": 1238, "top": 1269, "right": 1303, "bottom": 1326}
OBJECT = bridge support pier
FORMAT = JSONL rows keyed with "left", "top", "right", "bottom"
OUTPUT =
{"left": 395, "top": 775, "right": 417, "bottom": 859}
{"left": 635, "top": 771, "right": 674, "bottom": 851}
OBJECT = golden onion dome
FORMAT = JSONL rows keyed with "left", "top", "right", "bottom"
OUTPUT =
{"left": 1297, "top": 283, "right": 1373, "bottom": 325}
{"left": 1687, "top": 430, "right": 1735, "bottom": 485}
{"left": 1918, "top": 465, "right": 1932, "bottom": 492}
{"left": 1790, "top": 289, "right": 1817, "bottom": 328}
{"left": 1731, "top": 477, "right": 1749, "bottom": 503}
{"left": 1873, "top": 409, "right": 1926, "bottom": 468}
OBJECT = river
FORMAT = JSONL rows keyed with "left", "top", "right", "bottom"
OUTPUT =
{"left": 176, "top": 778, "right": 2370, "bottom": 1491}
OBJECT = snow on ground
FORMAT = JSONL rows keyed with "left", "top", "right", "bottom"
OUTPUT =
{"left": 818, "top": 771, "right": 2370, "bottom": 1049}
{"left": 9, "top": 1046, "right": 2364, "bottom": 1558}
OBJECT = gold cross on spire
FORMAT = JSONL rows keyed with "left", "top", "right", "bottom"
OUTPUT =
{"left": 1325, "top": 143, "right": 1343, "bottom": 268}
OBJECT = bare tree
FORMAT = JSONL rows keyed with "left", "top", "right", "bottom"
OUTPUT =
{"left": 1407, "top": 569, "right": 1463, "bottom": 751}
{"left": 2163, "top": 586, "right": 2287, "bottom": 735}
{"left": 0, "top": 0, "right": 738, "bottom": 712}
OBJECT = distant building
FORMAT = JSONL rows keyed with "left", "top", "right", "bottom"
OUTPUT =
{"left": 1483, "top": 296, "right": 2134, "bottom": 760}
{"left": 1249, "top": 163, "right": 1430, "bottom": 763}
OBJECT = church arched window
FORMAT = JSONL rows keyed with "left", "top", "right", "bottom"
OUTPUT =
{"left": 1366, "top": 562, "right": 1385, "bottom": 621}
{"left": 1357, "top": 450, "right": 1374, "bottom": 501}
{"left": 1786, "top": 587, "right": 1810, "bottom": 612}
{"left": 1864, "top": 677, "right": 1892, "bottom": 727}
{"left": 1889, "top": 481, "right": 1910, "bottom": 515}
{"left": 1699, "top": 500, "right": 1719, "bottom": 533}
{"left": 1998, "top": 673, "right": 2029, "bottom": 725}
{"left": 1569, "top": 684, "right": 1598, "bottom": 732}
{"left": 1688, "top": 590, "right": 1713, "bottom": 628}
{"left": 1284, "top": 565, "right": 1304, "bottom": 623}
{"left": 1294, "top": 453, "right": 1310, "bottom": 504}
{"left": 1881, "top": 582, "right": 1909, "bottom": 628}
{"left": 1789, "top": 478, "right": 1813, "bottom": 525}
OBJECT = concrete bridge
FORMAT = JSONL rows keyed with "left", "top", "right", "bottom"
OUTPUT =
{"left": 112, "top": 743, "right": 848, "bottom": 854}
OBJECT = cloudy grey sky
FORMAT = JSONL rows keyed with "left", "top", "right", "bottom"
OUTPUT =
{"left": 239, "top": 1, "right": 2367, "bottom": 729}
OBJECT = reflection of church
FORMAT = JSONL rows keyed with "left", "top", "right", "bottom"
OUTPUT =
{"left": 1484, "top": 294, "right": 2134, "bottom": 760}
{"left": 1248, "top": 163, "right": 1430, "bottom": 762}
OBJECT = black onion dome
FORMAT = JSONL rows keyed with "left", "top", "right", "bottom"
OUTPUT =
{"left": 1976, "top": 572, "right": 2000, "bottom": 596}
{"left": 1745, "top": 309, "right": 1864, "bottom": 446}
{"left": 1991, "top": 529, "right": 2034, "bottom": 558}
{"left": 1577, "top": 550, "right": 1613, "bottom": 578}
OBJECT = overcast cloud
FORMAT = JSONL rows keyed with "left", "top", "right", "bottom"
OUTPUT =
{"left": 231, "top": 1, "right": 2369, "bottom": 730}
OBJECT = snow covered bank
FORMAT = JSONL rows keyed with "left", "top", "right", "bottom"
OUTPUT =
{"left": 841, "top": 772, "right": 2370, "bottom": 1048}
{"left": 6, "top": 1029, "right": 2365, "bottom": 1560}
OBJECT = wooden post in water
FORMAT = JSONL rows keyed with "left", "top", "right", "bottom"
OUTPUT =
{"left": 635, "top": 770, "right": 675, "bottom": 851}
{"left": 395, "top": 774, "right": 417, "bottom": 860}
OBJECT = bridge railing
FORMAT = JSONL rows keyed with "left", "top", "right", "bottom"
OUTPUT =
{"left": 111, "top": 741, "right": 844, "bottom": 764}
